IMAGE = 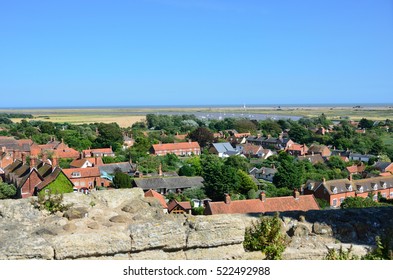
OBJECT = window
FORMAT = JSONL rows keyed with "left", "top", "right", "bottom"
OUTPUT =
{"left": 390, "top": 192, "right": 393, "bottom": 198}
{"left": 373, "top": 194, "right": 378, "bottom": 201}
{"left": 358, "top": 186, "right": 363, "bottom": 193}
{"left": 382, "top": 193, "right": 387, "bottom": 198}
{"left": 373, "top": 183, "right": 378, "bottom": 191}
{"left": 71, "top": 172, "right": 81, "bottom": 178}
{"left": 340, "top": 197, "right": 345, "bottom": 204}
{"left": 347, "top": 185, "right": 353, "bottom": 191}
{"left": 332, "top": 187, "right": 337, "bottom": 194}
{"left": 332, "top": 199, "right": 337, "bottom": 207}
{"left": 382, "top": 182, "right": 387, "bottom": 189}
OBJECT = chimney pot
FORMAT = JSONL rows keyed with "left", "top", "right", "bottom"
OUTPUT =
{"left": 224, "top": 194, "right": 231, "bottom": 204}
{"left": 260, "top": 191, "right": 266, "bottom": 202}
{"left": 294, "top": 189, "right": 300, "bottom": 199}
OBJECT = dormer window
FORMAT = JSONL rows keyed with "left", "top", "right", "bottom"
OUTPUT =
{"left": 71, "top": 172, "right": 81, "bottom": 178}
{"left": 347, "top": 185, "right": 353, "bottom": 191}
{"left": 373, "top": 183, "right": 378, "bottom": 191}
{"left": 382, "top": 182, "right": 387, "bottom": 189}
{"left": 358, "top": 186, "right": 363, "bottom": 193}
{"left": 308, "top": 183, "right": 313, "bottom": 190}
{"left": 332, "top": 187, "right": 337, "bottom": 194}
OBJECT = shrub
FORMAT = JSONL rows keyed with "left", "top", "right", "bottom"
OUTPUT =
{"left": 324, "top": 245, "right": 359, "bottom": 260}
{"left": 362, "top": 233, "right": 393, "bottom": 260}
{"left": 33, "top": 190, "right": 71, "bottom": 214}
{"left": 243, "top": 213, "right": 287, "bottom": 260}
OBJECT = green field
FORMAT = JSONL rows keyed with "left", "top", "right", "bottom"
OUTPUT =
{"left": 1, "top": 105, "right": 392, "bottom": 128}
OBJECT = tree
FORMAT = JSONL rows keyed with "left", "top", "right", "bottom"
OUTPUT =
{"left": 233, "top": 119, "right": 257, "bottom": 133}
{"left": 201, "top": 155, "right": 239, "bottom": 201}
{"left": 224, "top": 155, "right": 249, "bottom": 172}
{"left": 273, "top": 152, "right": 304, "bottom": 189}
{"left": 340, "top": 196, "right": 379, "bottom": 209}
{"left": 112, "top": 172, "right": 132, "bottom": 188}
{"left": 359, "top": 118, "right": 374, "bottom": 129}
{"left": 327, "top": 156, "right": 346, "bottom": 170}
{"left": 178, "top": 164, "right": 196, "bottom": 176}
{"left": 236, "top": 170, "right": 258, "bottom": 194}
{"left": 188, "top": 127, "right": 214, "bottom": 148}
{"left": 93, "top": 123, "right": 123, "bottom": 151}
{"left": 0, "top": 182, "right": 17, "bottom": 199}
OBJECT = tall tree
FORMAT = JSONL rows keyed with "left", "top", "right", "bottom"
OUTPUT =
{"left": 189, "top": 127, "right": 214, "bottom": 148}
{"left": 273, "top": 152, "right": 304, "bottom": 189}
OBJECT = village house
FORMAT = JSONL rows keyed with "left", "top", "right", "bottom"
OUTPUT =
{"left": 348, "top": 153, "right": 374, "bottom": 163}
{"left": 2, "top": 157, "right": 73, "bottom": 198}
{"left": 82, "top": 147, "right": 115, "bottom": 158}
{"left": 303, "top": 175, "right": 393, "bottom": 208}
{"left": 63, "top": 167, "right": 107, "bottom": 191}
{"left": 151, "top": 141, "right": 201, "bottom": 156}
{"left": 144, "top": 189, "right": 168, "bottom": 213}
{"left": 285, "top": 143, "right": 308, "bottom": 156}
{"left": 297, "top": 154, "right": 325, "bottom": 165}
{"left": 70, "top": 157, "right": 104, "bottom": 168}
{"left": 122, "top": 134, "right": 135, "bottom": 150}
{"left": 374, "top": 161, "right": 393, "bottom": 174}
{"left": 167, "top": 199, "right": 192, "bottom": 214}
{"left": 209, "top": 142, "right": 239, "bottom": 158}
{"left": 346, "top": 163, "right": 366, "bottom": 175}
{"left": 38, "top": 138, "right": 80, "bottom": 159}
{"left": 307, "top": 144, "right": 331, "bottom": 157}
{"left": 261, "top": 135, "right": 294, "bottom": 150}
{"left": 249, "top": 166, "right": 277, "bottom": 182}
{"left": 204, "top": 190, "right": 319, "bottom": 215}
{"left": 132, "top": 176, "right": 204, "bottom": 194}
{"left": 237, "top": 143, "right": 273, "bottom": 159}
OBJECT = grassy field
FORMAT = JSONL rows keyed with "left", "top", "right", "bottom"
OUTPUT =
{"left": 12, "top": 115, "right": 145, "bottom": 128}
{"left": 2, "top": 105, "right": 393, "bottom": 127}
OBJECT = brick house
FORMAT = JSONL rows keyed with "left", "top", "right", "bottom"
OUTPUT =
{"left": 285, "top": 143, "right": 308, "bottom": 156}
{"left": 307, "top": 144, "right": 331, "bottom": 157}
{"left": 144, "top": 189, "right": 168, "bottom": 213}
{"left": 151, "top": 141, "right": 200, "bottom": 156}
{"left": 82, "top": 148, "right": 115, "bottom": 158}
{"left": 167, "top": 199, "right": 192, "bottom": 214}
{"left": 63, "top": 167, "right": 103, "bottom": 191}
{"left": 303, "top": 176, "right": 393, "bottom": 208}
{"left": 374, "top": 162, "right": 393, "bottom": 174}
{"left": 204, "top": 190, "right": 319, "bottom": 215}
{"left": 3, "top": 159, "right": 73, "bottom": 198}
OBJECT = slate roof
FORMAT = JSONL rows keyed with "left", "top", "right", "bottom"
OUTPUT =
{"left": 205, "top": 194, "right": 319, "bottom": 215}
{"left": 374, "top": 162, "right": 393, "bottom": 172}
{"left": 98, "top": 162, "right": 135, "bottom": 175}
{"left": 297, "top": 154, "right": 325, "bottom": 164}
{"left": 70, "top": 158, "right": 104, "bottom": 168}
{"left": 133, "top": 176, "right": 203, "bottom": 191}
{"left": 212, "top": 142, "right": 236, "bottom": 153}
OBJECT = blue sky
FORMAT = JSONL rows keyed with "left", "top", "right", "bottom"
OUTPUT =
{"left": 0, "top": 0, "right": 392, "bottom": 107}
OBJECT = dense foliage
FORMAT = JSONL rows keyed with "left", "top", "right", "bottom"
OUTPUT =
{"left": 0, "top": 182, "right": 17, "bottom": 199}
{"left": 113, "top": 172, "right": 132, "bottom": 188}
{"left": 243, "top": 213, "right": 287, "bottom": 260}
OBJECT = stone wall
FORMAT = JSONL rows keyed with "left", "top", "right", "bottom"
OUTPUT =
{"left": 1, "top": 189, "right": 392, "bottom": 260}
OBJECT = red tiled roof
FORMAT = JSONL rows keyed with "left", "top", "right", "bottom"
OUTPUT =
{"left": 380, "top": 172, "right": 392, "bottom": 177}
{"left": 287, "top": 144, "right": 308, "bottom": 152}
{"left": 53, "top": 148, "right": 80, "bottom": 159}
{"left": 206, "top": 194, "right": 319, "bottom": 215}
{"left": 144, "top": 189, "right": 168, "bottom": 209}
{"left": 242, "top": 144, "right": 262, "bottom": 155}
{"left": 62, "top": 167, "right": 101, "bottom": 178}
{"left": 152, "top": 142, "right": 200, "bottom": 152}
{"left": 83, "top": 148, "right": 113, "bottom": 154}
{"left": 70, "top": 157, "right": 104, "bottom": 168}
{"left": 167, "top": 199, "right": 192, "bottom": 212}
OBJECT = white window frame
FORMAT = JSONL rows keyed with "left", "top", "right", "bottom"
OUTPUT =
{"left": 332, "top": 199, "right": 337, "bottom": 207}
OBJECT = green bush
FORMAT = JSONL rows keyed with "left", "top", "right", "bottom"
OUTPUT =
{"left": 324, "top": 245, "right": 359, "bottom": 260}
{"left": 33, "top": 190, "right": 71, "bottom": 214}
{"left": 0, "top": 182, "right": 17, "bottom": 199}
{"left": 363, "top": 234, "right": 393, "bottom": 260}
{"left": 243, "top": 213, "right": 287, "bottom": 260}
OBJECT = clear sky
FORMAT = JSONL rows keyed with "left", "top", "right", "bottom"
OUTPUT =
{"left": 0, "top": 0, "right": 392, "bottom": 107}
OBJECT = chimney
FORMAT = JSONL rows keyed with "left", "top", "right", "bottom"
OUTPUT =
{"left": 80, "top": 152, "right": 83, "bottom": 159}
{"left": 188, "top": 139, "right": 192, "bottom": 144}
{"left": 30, "top": 157, "right": 37, "bottom": 168}
{"left": 349, "top": 173, "right": 353, "bottom": 182}
{"left": 257, "top": 133, "right": 261, "bottom": 138}
{"left": 42, "top": 153, "right": 47, "bottom": 163}
{"left": 260, "top": 191, "right": 266, "bottom": 202}
{"left": 52, "top": 157, "right": 58, "bottom": 167}
{"left": 21, "top": 153, "right": 26, "bottom": 164}
{"left": 323, "top": 177, "right": 326, "bottom": 184}
{"left": 158, "top": 163, "right": 163, "bottom": 176}
{"left": 12, "top": 150, "right": 16, "bottom": 162}
{"left": 1, "top": 146, "right": 5, "bottom": 153}
{"left": 293, "top": 189, "right": 300, "bottom": 199}
{"left": 224, "top": 193, "right": 231, "bottom": 204}
{"left": 95, "top": 157, "right": 98, "bottom": 166}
